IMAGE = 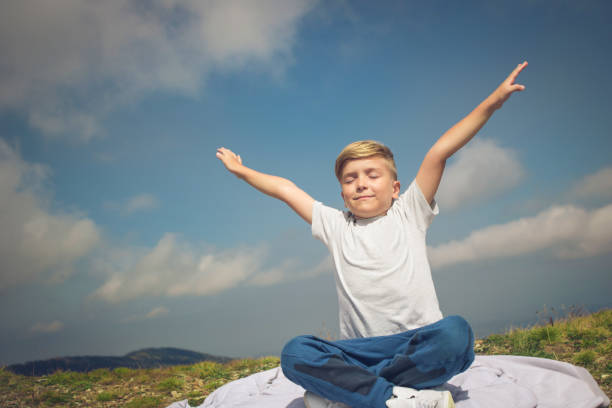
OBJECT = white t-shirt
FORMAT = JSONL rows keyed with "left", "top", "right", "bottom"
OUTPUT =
{"left": 312, "top": 179, "right": 443, "bottom": 339}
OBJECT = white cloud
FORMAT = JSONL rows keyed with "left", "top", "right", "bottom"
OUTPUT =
{"left": 247, "top": 268, "right": 287, "bottom": 286}
{"left": 105, "top": 194, "right": 159, "bottom": 215}
{"left": 0, "top": 0, "right": 316, "bottom": 141}
{"left": 126, "top": 195, "right": 158, "bottom": 213}
{"left": 429, "top": 203, "right": 612, "bottom": 269}
{"left": 436, "top": 139, "right": 524, "bottom": 210}
{"left": 569, "top": 167, "right": 612, "bottom": 200}
{"left": 247, "top": 259, "right": 295, "bottom": 287}
{"left": 145, "top": 306, "right": 169, "bottom": 319}
{"left": 121, "top": 306, "right": 170, "bottom": 322}
{"left": 90, "top": 233, "right": 267, "bottom": 302}
{"left": 243, "top": 254, "right": 332, "bottom": 286}
{"left": 90, "top": 232, "right": 331, "bottom": 303}
{"left": 0, "top": 139, "right": 100, "bottom": 290}
{"left": 293, "top": 254, "right": 333, "bottom": 280}
{"left": 30, "top": 320, "right": 64, "bottom": 334}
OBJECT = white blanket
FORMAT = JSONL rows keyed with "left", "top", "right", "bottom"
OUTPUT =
{"left": 166, "top": 355, "right": 609, "bottom": 408}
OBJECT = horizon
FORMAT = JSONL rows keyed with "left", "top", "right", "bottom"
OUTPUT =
{"left": 1, "top": 0, "right": 611, "bottom": 366}
{"left": 9, "top": 304, "right": 611, "bottom": 367}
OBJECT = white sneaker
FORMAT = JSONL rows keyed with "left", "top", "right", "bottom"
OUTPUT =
{"left": 385, "top": 386, "right": 454, "bottom": 408}
{"left": 303, "top": 390, "right": 351, "bottom": 408}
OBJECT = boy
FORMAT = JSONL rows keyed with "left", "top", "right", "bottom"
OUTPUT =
{"left": 216, "top": 62, "right": 528, "bottom": 408}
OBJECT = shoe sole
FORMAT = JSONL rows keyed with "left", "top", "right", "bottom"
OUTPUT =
{"left": 444, "top": 391, "right": 455, "bottom": 408}
{"left": 303, "top": 395, "right": 315, "bottom": 408}
{"left": 304, "top": 392, "right": 329, "bottom": 408}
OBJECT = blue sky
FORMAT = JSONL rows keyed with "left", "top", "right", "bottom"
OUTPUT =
{"left": 1, "top": 0, "right": 611, "bottom": 366}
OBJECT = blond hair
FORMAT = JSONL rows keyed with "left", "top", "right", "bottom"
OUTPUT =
{"left": 335, "top": 140, "right": 397, "bottom": 181}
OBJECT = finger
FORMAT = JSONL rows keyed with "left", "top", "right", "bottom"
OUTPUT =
{"left": 505, "top": 84, "right": 525, "bottom": 94}
{"left": 222, "top": 149, "right": 235, "bottom": 158}
{"left": 237, "top": 155, "right": 242, "bottom": 164}
{"left": 509, "top": 61, "right": 528, "bottom": 82}
{"left": 513, "top": 61, "right": 528, "bottom": 72}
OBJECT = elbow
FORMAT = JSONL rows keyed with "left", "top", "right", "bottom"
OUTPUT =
{"left": 276, "top": 179, "right": 297, "bottom": 202}
{"left": 426, "top": 147, "right": 448, "bottom": 166}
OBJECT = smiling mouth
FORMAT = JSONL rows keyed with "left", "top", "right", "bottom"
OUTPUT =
{"left": 354, "top": 195, "right": 374, "bottom": 200}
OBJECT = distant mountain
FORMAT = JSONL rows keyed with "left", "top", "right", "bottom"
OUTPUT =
{"left": 6, "top": 347, "right": 234, "bottom": 376}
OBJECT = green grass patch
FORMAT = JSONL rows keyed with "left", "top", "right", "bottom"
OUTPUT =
{"left": 0, "top": 368, "right": 11, "bottom": 386}
{"left": 528, "top": 325, "right": 562, "bottom": 344}
{"left": 204, "top": 378, "right": 227, "bottom": 391}
{"left": 157, "top": 376, "right": 184, "bottom": 392}
{"left": 96, "top": 391, "right": 119, "bottom": 401}
{"left": 44, "top": 370, "right": 87, "bottom": 386}
{"left": 113, "top": 366, "right": 136, "bottom": 378}
{"left": 187, "top": 390, "right": 204, "bottom": 398}
{"left": 187, "top": 389, "right": 206, "bottom": 405}
{"left": 40, "top": 390, "right": 72, "bottom": 404}
{"left": 195, "top": 361, "right": 231, "bottom": 380}
{"left": 71, "top": 379, "right": 93, "bottom": 391}
{"left": 125, "top": 396, "right": 162, "bottom": 408}
{"left": 189, "top": 396, "right": 206, "bottom": 406}
{"left": 574, "top": 350, "right": 597, "bottom": 366}
{"left": 88, "top": 368, "right": 114, "bottom": 384}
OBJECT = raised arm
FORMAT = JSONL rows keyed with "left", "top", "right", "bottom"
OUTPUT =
{"left": 416, "top": 61, "right": 528, "bottom": 205}
{"left": 216, "top": 147, "right": 315, "bottom": 224}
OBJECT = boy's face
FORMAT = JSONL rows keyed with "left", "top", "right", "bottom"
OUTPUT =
{"left": 339, "top": 156, "right": 400, "bottom": 219}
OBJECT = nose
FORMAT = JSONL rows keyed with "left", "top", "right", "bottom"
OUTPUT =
{"left": 356, "top": 175, "right": 368, "bottom": 191}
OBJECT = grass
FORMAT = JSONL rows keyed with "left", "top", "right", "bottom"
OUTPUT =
{"left": 95, "top": 391, "right": 118, "bottom": 402}
{"left": 1, "top": 309, "right": 610, "bottom": 407}
{"left": 473, "top": 307, "right": 611, "bottom": 396}
{"left": 0, "top": 356, "right": 281, "bottom": 407}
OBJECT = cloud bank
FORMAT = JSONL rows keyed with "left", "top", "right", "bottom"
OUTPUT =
{"left": 429, "top": 202, "right": 612, "bottom": 269}
{"left": 89, "top": 233, "right": 331, "bottom": 303}
{"left": 90, "top": 234, "right": 266, "bottom": 302}
{"left": 436, "top": 139, "right": 524, "bottom": 210}
{"left": 0, "top": 0, "right": 315, "bottom": 140}
{"left": 569, "top": 167, "right": 612, "bottom": 200}
{"left": 0, "top": 137, "right": 329, "bottom": 300}
{"left": 0, "top": 139, "right": 100, "bottom": 290}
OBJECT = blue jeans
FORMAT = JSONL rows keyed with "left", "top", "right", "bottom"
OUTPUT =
{"left": 281, "top": 315, "right": 475, "bottom": 408}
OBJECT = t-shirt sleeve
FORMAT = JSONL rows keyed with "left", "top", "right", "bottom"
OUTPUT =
{"left": 311, "top": 201, "right": 345, "bottom": 246}
{"left": 396, "top": 179, "right": 440, "bottom": 231}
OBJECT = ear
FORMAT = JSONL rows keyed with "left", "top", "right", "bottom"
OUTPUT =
{"left": 392, "top": 180, "right": 401, "bottom": 199}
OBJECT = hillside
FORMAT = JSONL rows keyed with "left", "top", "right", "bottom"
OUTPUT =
{"left": 1, "top": 308, "right": 610, "bottom": 407}
{"left": 6, "top": 348, "right": 233, "bottom": 376}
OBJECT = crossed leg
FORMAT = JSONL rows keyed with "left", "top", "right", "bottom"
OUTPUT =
{"left": 281, "top": 315, "right": 475, "bottom": 408}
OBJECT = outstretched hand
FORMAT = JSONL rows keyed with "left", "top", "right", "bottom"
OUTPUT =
{"left": 491, "top": 61, "right": 528, "bottom": 110}
{"left": 216, "top": 147, "right": 244, "bottom": 177}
